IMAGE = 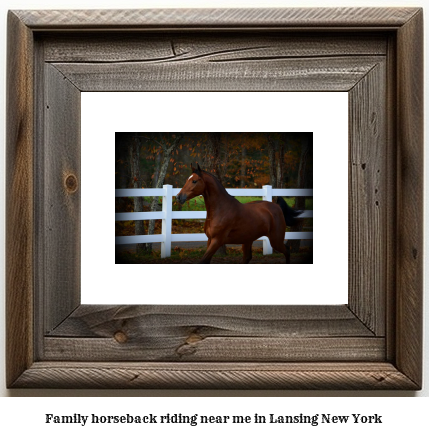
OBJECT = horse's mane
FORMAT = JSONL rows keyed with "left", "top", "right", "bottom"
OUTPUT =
{"left": 195, "top": 169, "right": 234, "bottom": 199}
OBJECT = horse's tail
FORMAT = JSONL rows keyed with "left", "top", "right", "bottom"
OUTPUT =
{"left": 276, "top": 196, "right": 303, "bottom": 227}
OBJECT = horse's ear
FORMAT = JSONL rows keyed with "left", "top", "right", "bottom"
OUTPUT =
{"left": 193, "top": 162, "right": 202, "bottom": 176}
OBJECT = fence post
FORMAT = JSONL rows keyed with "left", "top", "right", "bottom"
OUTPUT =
{"left": 262, "top": 185, "right": 273, "bottom": 255}
{"left": 161, "top": 184, "right": 172, "bottom": 258}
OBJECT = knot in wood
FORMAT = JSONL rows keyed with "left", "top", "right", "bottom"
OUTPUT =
{"left": 186, "top": 333, "right": 203, "bottom": 344}
{"left": 65, "top": 174, "right": 78, "bottom": 193}
{"left": 114, "top": 331, "right": 128, "bottom": 343}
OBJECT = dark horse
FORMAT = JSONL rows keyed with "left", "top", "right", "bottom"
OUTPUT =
{"left": 176, "top": 164, "right": 302, "bottom": 264}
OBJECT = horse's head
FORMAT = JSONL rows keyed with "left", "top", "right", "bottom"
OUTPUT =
{"left": 176, "top": 163, "right": 206, "bottom": 205}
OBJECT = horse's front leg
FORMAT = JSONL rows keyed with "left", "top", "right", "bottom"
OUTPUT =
{"left": 242, "top": 242, "right": 253, "bottom": 264}
{"left": 200, "top": 238, "right": 224, "bottom": 264}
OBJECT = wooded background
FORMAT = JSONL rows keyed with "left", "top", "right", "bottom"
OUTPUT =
{"left": 115, "top": 132, "right": 313, "bottom": 193}
{"left": 115, "top": 132, "right": 313, "bottom": 255}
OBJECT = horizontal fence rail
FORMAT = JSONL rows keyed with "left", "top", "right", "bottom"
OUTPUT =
{"left": 116, "top": 185, "right": 313, "bottom": 257}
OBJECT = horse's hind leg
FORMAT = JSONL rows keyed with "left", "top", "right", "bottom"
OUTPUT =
{"left": 242, "top": 242, "right": 253, "bottom": 264}
{"left": 269, "top": 235, "right": 291, "bottom": 264}
{"left": 284, "top": 244, "right": 291, "bottom": 264}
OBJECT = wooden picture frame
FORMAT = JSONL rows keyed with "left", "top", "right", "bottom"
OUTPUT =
{"left": 6, "top": 8, "right": 423, "bottom": 389}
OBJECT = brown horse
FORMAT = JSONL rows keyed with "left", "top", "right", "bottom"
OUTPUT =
{"left": 176, "top": 164, "right": 302, "bottom": 264}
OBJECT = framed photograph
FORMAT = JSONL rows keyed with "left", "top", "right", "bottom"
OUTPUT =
{"left": 6, "top": 8, "right": 423, "bottom": 389}
{"left": 84, "top": 92, "right": 347, "bottom": 306}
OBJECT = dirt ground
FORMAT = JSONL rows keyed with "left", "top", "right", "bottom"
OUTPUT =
{"left": 116, "top": 242, "right": 313, "bottom": 264}
{"left": 134, "top": 254, "right": 312, "bottom": 264}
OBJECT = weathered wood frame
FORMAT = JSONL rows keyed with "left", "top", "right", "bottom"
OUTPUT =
{"left": 6, "top": 8, "right": 423, "bottom": 390}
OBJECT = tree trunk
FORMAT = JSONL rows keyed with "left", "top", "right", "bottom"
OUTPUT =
{"left": 152, "top": 152, "right": 161, "bottom": 188}
{"left": 221, "top": 133, "right": 229, "bottom": 181}
{"left": 287, "top": 134, "right": 312, "bottom": 253}
{"left": 240, "top": 145, "right": 247, "bottom": 188}
{"left": 206, "top": 133, "right": 223, "bottom": 182}
{"left": 128, "top": 136, "right": 146, "bottom": 254}
{"left": 267, "top": 134, "right": 277, "bottom": 188}
{"left": 206, "top": 133, "right": 227, "bottom": 255}
{"left": 146, "top": 134, "right": 183, "bottom": 252}
{"left": 276, "top": 136, "right": 285, "bottom": 189}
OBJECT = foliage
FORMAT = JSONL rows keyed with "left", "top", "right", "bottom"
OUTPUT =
{"left": 115, "top": 132, "right": 313, "bottom": 254}
{"left": 115, "top": 132, "right": 312, "bottom": 191}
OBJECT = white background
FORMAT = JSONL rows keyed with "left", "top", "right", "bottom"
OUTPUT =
{"left": 81, "top": 92, "right": 348, "bottom": 305}
{"left": 0, "top": 0, "right": 428, "bottom": 426}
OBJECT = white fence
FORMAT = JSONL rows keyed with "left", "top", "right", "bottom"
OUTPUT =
{"left": 115, "top": 185, "right": 313, "bottom": 257}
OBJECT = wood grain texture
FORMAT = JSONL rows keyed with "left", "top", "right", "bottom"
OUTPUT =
{"left": 44, "top": 337, "right": 385, "bottom": 362}
{"left": 6, "top": 11, "right": 35, "bottom": 388}
{"left": 44, "top": 305, "right": 381, "bottom": 362}
{"left": 348, "top": 61, "right": 386, "bottom": 335}
{"left": 47, "top": 305, "right": 374, "bottom": 338}
{"left": 14, "top": 8, "right": 420, "bottom": 29}
{"left": 395, "top": 10, "right": 424, "bottom": 388}
{"left": 11, "top": 362, "right": 419, "bottom": 390}
{"left": 42, "top": 34, "right": 388, "bottom": 63}
{"left": 43, "top": 64, "right": 81, "bottom": 332}
{"left": 33, "top": 38, "right": 47, "bottom": 361}
{"left": 52, "top": 56, "right": 383, "bottom": 92}
{"left": 385, "top": 34, "right": 398, "bottom": 363}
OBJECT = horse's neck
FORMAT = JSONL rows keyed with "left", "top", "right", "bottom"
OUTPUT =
{"left": 202, "top": 175, "right": 235, "bottom": 215}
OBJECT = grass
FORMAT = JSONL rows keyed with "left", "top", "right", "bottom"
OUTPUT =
{"left": 140, "top": 195, "right": 313, "bottom": 211}
{"left": 116, "top": 196, "right": 313, "bottom": 237}
{"left": 173, "top": 196, "right": 206, "bottom": 211}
